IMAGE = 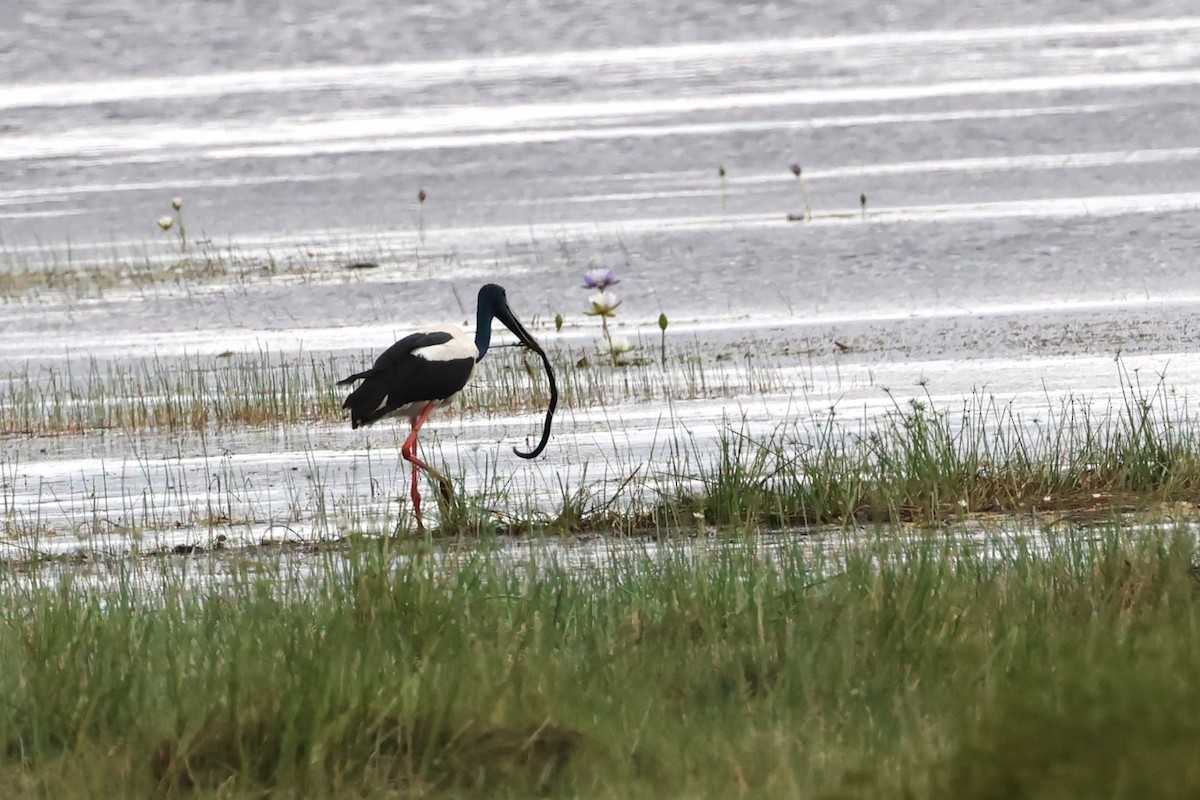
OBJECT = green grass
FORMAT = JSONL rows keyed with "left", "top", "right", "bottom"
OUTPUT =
{"left": 431, "top": 370, "right": 1200, "bottom": 537}
{"left": 647, "top": 373, "right": 1200, "bottom": 531}
{"left": 0, "top": 524, "right": 1198, "bottom": 797}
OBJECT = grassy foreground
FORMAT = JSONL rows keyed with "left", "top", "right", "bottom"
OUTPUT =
{"left": 1, "top": 525, "right": 1199, "bottom": 798}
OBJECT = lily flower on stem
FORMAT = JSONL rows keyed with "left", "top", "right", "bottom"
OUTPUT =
{"left": 586, "top": 291, "right": 622, "bottom": 317}
{"left": 581, "top": 268, "right": 629, "bottom": 366}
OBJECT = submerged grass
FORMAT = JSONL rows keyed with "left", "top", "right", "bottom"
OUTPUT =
{"left": 0, "top": 239, "right": 378, "bottom": 301}
{"left": 7, "top": 358, "right": 1200, "bottom": 542}
{"left": 0, "top": 341, "right": 783, "bottom": 436}
{"left": 0, "top": 524, "right": 1198, "bottom": 797}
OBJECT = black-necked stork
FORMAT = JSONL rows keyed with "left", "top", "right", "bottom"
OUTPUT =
{"left": 338, "top": 284, "right": 557, "bottom": 531}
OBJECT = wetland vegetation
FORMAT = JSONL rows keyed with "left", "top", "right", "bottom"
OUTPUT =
{"left": 7, "top": 6, "right": 1200, "bottom": 795}
{"left": 5, "top": 256, "right": 1200, "bottom": 798}
{"left": 0, "top": 341, "right": 785, "bottom": 437}
{"left": 6, "top": 342, "right": 1200, "bottom": 542}
{"left": 1, "top": 525, "right": 1198, "bottom": 797}
{"left": 5, "top": 301, "right": 1200, "bottom": 797}
{"left": 0, "top": 239, "right": 385, "bottom": 301}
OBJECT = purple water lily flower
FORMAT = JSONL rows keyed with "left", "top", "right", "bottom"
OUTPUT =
{"left": 582, "top": 268, "right": 620, "bottom": 290}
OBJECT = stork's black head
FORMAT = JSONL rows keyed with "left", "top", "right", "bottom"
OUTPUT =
{"left": 477, "top": 283, "right": 507, "bottom": 321}
{"left": 477, "top": 283, "right": 546, "bottom": 360}
{"left": 475, "top": 284, "right": 516, "bottom": 360}
{"left": 479, "top": 283, "right": 506, "bottom": 302}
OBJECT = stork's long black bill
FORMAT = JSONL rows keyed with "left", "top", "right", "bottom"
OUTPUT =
{"left": 496, "top": 302, "right": 557, "bottom": 459}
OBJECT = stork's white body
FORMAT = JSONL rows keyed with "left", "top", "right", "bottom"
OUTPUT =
{"left": 374, "top": 325, "right": 479, "bottom": 423}
{"left": 412, "top": 324, "right": 479, "bottom": 362}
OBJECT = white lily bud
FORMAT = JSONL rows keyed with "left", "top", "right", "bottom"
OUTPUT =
{"left": 609, "top": 335, "right": 636, "bottom": 354}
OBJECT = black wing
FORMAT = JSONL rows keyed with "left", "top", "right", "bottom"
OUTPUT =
{"left": 338, "top": 331, "right": 474, "bottom": 429}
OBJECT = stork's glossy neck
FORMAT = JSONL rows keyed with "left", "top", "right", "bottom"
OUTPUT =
{"left": 474, "top": 296, "right": 495, "bottom": 361}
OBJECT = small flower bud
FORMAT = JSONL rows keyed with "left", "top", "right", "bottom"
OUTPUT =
{"left": 658, "top": 312, "right": 668, "bottom": 332}
{"left": 171, "top": 197, "right": 183, "bottom": 211}
{"left": 156, "top": 216, "right": 174, "bottom": 231}
{"left": 554, "top": 313, "right": 564, "bottom": 332}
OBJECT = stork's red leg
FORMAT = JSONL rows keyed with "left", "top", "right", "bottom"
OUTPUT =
{"left": 400, "top": 402, "right": 455, "bottom": 531}
{"left": 409, "top": 459, "right": 423, "bottom": 531}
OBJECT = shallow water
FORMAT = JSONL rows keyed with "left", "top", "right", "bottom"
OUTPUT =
{"left": 4, "top": 7, "right": 1200, "bottom": 327}
{"left": 3, "top": 343, "right": 1197, "bottom": 562}
{"left": 3, "top": 2, "right": 1200, "bottom": 563}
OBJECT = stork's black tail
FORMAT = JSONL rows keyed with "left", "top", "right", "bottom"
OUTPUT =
{"left": 336, "top": 370, "right": 372, "bottom": 387}
{"left": 338, "top": 370, "right": 387, "bottom": 429}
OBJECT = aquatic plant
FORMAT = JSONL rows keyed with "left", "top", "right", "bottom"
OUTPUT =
{"left": 658, "top": 312, "right": 669, "bottom": 366}
{"left": 608, "top": 335, "right": 636, "bottom": 360}
{"left": 790, "top": 162, "right": 812, "bottom": 220}
{"left": 156, "top": 196, "right": 188, "bottom": 250}
{"left": 417, "top": 188, "right": 427, "bottom": 244}
{"left": 582, "top": 267, "right": 619, "bottom": 291}
{"left": 582, "top": 268, "right": 633, "bottom": 366}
